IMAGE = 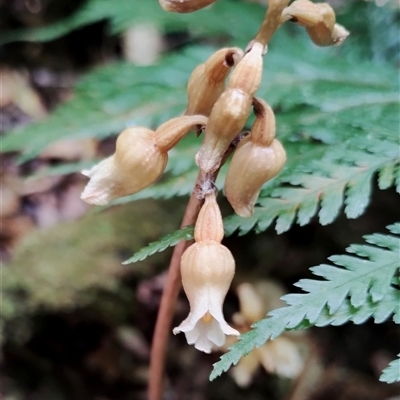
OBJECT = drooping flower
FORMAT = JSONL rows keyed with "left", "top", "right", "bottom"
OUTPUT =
{"left": 225, "top": 281, "right": 305, "bottom": 387}
{"left": 224, "top": 98, "right": 286, "bottom": 217}
{"left": 280, "top": 0, "right": 349, "bottom": 46}
{"left": 173, "top": 192, "right": 239, "bottom": 353}
{"left": 185, "top": 47, "right": 243, "bottom": 117}
{"left": 80, "top": 116, "right": 207, "bottom": 205}
{"left": 81, "top": 126, "right": 166, "bottom": 205}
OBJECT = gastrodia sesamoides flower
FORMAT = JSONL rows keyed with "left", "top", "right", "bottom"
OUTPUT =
{"left": 173, "top": 192, "right": 239, "bottom": 353}
{"left": 81, "top": 115, "right": 207, "bottom": 205}
{"left": 225, "top": 98, "right": 286, "bottom": 217}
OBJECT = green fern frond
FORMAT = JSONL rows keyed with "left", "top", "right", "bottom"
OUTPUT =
{"left": 225, "top": 134, "right": 399, "bottom": 235}
{"left": 0, "top": 0, "right": 263, "bottom": 45}
{"left": 380, "top": 354, "right": 400, "bottom": 384}
{"left": 1, "top": 58, "right": 191, "bottom": 159}
{"left": 122, "top": 226, "right": 194, "bottom": 264}
{"left": 210, "top": 223, "right": 400, "bottom": 380}
{"left": 3, "top": 24, "right": 397, "bottom": 161}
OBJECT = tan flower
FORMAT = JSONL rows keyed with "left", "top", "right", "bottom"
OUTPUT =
{"left": 280, "top": 0, "right": 349, "bottom": 46}
{"left": 173, "top": 193, "right": 239, "bottom": 352}
{"left": 226, "top": 281, "right": 305, "bottom": 387}
{"left": 224, "top": 98, "right": 286, "bottom": 217}
{"left": 81, "top": 116, "right": 207, "bottom": 205}
{"left": 81, "top": 127, "right": 166, "bottom": 205}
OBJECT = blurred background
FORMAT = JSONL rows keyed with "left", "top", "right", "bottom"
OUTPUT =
{"left": 1, "top": 0, "right": 399, "bottom": 399}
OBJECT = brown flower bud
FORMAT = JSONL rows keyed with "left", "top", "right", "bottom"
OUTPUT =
{"left": 196, "top": 89, "right": 252, "bottom": 173}
{"left": 159, "top": 0, "right": 217, "bottom": 13}
{"left": 228, "top": 42, "right": 264, "bottom": 96}
{"left": 81, "top": 127, "right": 167, "bottom": 205}
{"left": 195, "top": 43, "right": 264, "bottom": 173}
{"left": 194, "top": 192, "right": 224, "bottom": 242}
{"left": 185, "top": 47, "right": 244, "bottom": 116}
{"left": 280, "top": 0, "right": 349, "bottom": 46}
{"left": 224, "top": 99, "right": 286, "bottom": 217}
{"left": 155, "top": 115, "right": 208, "bottom": 151}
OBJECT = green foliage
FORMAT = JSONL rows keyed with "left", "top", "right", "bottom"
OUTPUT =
{"left": 122, "top": 226, "right": 194, "bottom": 264}
{"left": 3, "top": 31, "right": 398, "bottom": 222}
{"left": 2, "top": 49, "right": 198, "bottom": 160}
{"left": 210, "top": 223, "right": 400, "bottom": 381}
{"left": 380, "top": 354, "right": 400, "bottom": 384}
{"left": 337, "top": 0, "right": 400, "bottom": 64}
{"left": 0, "top": 0, "right": 262, "bottom": 45}
{"left": 225, "top": 123, "right": 399, "bottom": 235}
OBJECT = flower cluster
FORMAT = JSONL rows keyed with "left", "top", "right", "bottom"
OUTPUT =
{"left": 80, "top": 0, "right": 348, "bottom": 354}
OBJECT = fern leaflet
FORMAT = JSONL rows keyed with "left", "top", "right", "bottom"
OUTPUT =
{"left": 123, "top": 226, "right": 194, "bottom": 264}
{"left": 210, "top": 223, "right": 400, "bottom": 380}
{"left": 0, "top": 0, "right": 263, "bottom": 45}
{"left": 225, "top": 127, "right": 399, "bottom": 235}
{"left": 380, "top": 354, "right": 400, "bottom": 384}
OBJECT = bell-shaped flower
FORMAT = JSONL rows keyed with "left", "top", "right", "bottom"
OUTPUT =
{"left": 173, "top": 193, "right": 239, "bottom": 352}
{"left": 81, "top": 116, "right": 207, "bottom": 205}
{"left": 225, "top": 98, "right": 286, "bottom": 217}
{"left": 224, "top": 281, "right": 305, "bottom": 387}
{"left": 185, "top": 47, "right": 243, "bottom": 117}
{"left": 81, "top": 127, "right": 166, "bottom": 205}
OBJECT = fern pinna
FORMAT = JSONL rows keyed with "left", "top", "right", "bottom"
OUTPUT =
{"left": 211, "top": 223, "right": 400, "bottom": 382}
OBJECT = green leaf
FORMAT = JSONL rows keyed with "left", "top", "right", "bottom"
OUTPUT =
{"left": 337, "top": 1, "right": 400, "bottom": 65}
{"left": 210, "top": 224, "right": 400, "bottom": 380}
{"left": 380, "top": 354, "right": 400, "bottom": 384}
{"left": 123, "top": 226, "right": 194, "bottom": 264}
{"left": 2, "top": 53, "right": 193, "bottom": 158}
{"left": 4, "top": 23, "right": 398, "bottom": 160}
{"left": 0, "top": 0, "right": 263, "bottom": 45}
{"left": 225, "top": 132, "right": 399, "bottom": 235}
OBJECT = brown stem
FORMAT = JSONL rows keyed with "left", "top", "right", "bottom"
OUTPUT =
{"left": 148, "top": 138, "right": 241, "bottom": 400}
{"left": 253, "top": 0, "right": 290, "bottom": 46}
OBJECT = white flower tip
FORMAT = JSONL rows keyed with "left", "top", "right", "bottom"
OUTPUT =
{"left": 223, "top": 325, "right": 240, "bottom": 337}
{"left": 172, "top": 327, "right": 180, "bottom": 335}
{"left": 80, "top": 184, "right": 113, "bottom": 205}
{"left": 173, "top": 313, "right": 239, "bottom": 354}
{"left": 81, "top": 169, "right": 92, "bottom": 177}
{"left": 80, "top": 158, "right": 117, "bottom": 205}
{"left": 233, "top": 203, "right": 254, "bottom": 218}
